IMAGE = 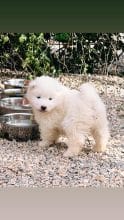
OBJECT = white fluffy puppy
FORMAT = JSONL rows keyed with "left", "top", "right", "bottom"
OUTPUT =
{"left": 26, "top": 76, "right": 109, "bottom": 157}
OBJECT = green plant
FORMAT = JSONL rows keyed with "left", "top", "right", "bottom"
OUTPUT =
{"left": 52, "top": 33, "right": 123, "bottom": 74}
{"left": 0, "top": 33, "right": 56, "bottom": 77}
{"left": 54, "top": 33, "right": 70, "bottom": 43}
{"left": 0, "top": 32, "right": 124, "bottom": 76}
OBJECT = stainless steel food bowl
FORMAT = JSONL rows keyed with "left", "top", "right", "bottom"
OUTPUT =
{"left": 0, "top": 113, "right": 39, "bottom": 141}
{"left": 0, "top": 97, "right": 32, "bottom": 114}
{"left": 4, "top": 79, "right": 25, "bottom": 89}
{"left": 0, "top": 88, "right": 24, "bottom": 98}
{"left": 0, "top": 89, "right": 2, "bottom": 99}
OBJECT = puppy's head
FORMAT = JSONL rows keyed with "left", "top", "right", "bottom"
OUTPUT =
{"left": 26, "top": 76, "right": 68, "bottom": 113}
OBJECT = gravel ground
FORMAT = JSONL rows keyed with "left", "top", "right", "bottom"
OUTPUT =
{"left": 0, "top": 74, "right": 124, "bottom": 187}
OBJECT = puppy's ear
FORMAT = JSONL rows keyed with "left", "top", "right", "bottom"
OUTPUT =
{"left": 28, "top": 80, "right": 36, "bottom": 90}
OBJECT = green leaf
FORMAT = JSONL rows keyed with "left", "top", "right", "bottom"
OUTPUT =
{"left": 3, "top": 36, "right": 9, "bottom": 44}
{"left": 19, "top": 34, "right": 27, "bottom": 43}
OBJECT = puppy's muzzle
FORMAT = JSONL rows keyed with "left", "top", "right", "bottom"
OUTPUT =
{"left": 41, "top": 106, "right": 47, "bottom": 111}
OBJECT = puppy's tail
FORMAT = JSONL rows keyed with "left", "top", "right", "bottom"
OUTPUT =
{"left": 79, "top": 83, "right": 100, "bottom": 101}
{"left": 79, "top": 82, "right": 107, "bottom": 114}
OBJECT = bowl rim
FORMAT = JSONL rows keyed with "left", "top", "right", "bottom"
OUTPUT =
{"left": 2, "top": 88, "right": 24, "bottom": 97}
{"left": 0, "top": 97, "right": 31, "bottom": 110}
{"left": 3, "top": 88, "right": 23, "bottom": 93}
{"left": 4, "top": 78, "right": 25, "bottom": 84}
{"left": 4, "top": 79, "right": 25, "bottom": 88}
{"left": 0, "top": 113, "right": 37, "bottom": 128}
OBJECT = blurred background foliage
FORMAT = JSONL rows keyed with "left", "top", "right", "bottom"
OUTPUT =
{"left": 0, "top": 32, "right": 124, "bottom": 78}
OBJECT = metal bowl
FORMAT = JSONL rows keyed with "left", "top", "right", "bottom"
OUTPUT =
{"left": 0, "top": 88, "right": 24, "bottom": 98}
{"left": 4, "top": 79, "right": 25, "bottom": 89}
{"left": 0, "top": 97, "right": 32, "bottom": 114}
{"left": 0, "top": 89, "right": 2, "bottom": 99}
{"left": 0, "top": 113, "right": 39, "bottom": 141}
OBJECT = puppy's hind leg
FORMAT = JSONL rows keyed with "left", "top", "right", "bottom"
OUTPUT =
{"left": 92, "top": 125, "right": 109, "bottom": 152}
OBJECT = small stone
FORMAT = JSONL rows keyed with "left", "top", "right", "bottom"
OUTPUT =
{"left": 83, "top": 179, "right": 89, "bottom": 184}
{"left": 95, "top": 175, "right": 106, "bottom": 182}
{"left": 120, "top": 171, "right": 124, "bottom": 177}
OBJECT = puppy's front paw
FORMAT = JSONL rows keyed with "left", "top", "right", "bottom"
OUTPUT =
{"left": 38, "top": 140, "right": 51, "bottom": 148}
{"left": 93, "top": 144, "right": 106, "bottom": 153}
{"left": 63, "top": 149, "right": 79, "bottom": 157}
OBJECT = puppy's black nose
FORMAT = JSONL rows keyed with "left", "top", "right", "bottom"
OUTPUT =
{"left": 41, "top": 106, "right": 46, "bottom": 111}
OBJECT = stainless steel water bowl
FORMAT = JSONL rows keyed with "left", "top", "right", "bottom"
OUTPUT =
{"left": 0, "top": 97, "right": 32, "bottom": 114}
{"left": 0, "top": 113, "right": 39, "bottom": 141}
{"left": 4, "top": 79, "right": 25, "bottom": 89}
{"left": 1, "top": 88, "right": 24, "bottom": 98}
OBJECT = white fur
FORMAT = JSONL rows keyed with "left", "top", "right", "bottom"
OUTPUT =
{"left": 26, "top": 76, "right": 109, "bottom": 157}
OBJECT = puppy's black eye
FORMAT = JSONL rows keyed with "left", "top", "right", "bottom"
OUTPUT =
{"left": 49, "top": 97, "right": 52, "bottom": 100}
{"left": 37, "top": 96, "right": 41, "bottom": 99}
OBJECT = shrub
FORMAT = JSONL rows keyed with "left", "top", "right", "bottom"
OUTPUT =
{"left": 0, "top": 32, "right": 124, "bottom": 77}
{"left": 51, "top": 33, "right": 124, "bottom": 74}
{"left": 0, "top": 33, "right": 56, "bottom": 78}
